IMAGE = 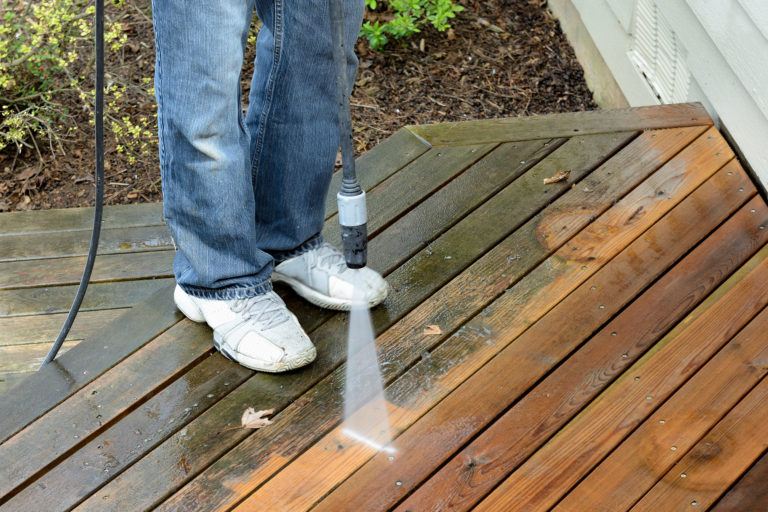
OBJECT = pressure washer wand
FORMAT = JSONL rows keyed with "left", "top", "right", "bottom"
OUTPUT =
{"left": 329, "top": 0, "right": 368, "bottom": 269}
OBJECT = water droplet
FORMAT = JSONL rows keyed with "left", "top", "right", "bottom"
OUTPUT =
{"left": 599, "top": 304, "right": 605, "bottom": 310}
{"left": 659, "top": 419, "right": 666, "bottom": 425}
{"left": 621, "top": 353, "right": 628, "bottom": 359}
{"left": 395, "top": 481, "right": 403, "bottom": 486}
{"left": 680, "top": 473, "right": 687, "bottom": 478}
{"left": 739, "top": 187, "right": 745, "bottom": 192}
{"left": 646, "top": 395, "right": 653, "bottom": 401}
{"left": 590, "top": 285, "right": 597, "bottom": 291}
{"left": 751, "top": 209, "right": 756, "bottom": 213}
{"left": 671, "top": 446, "right": 678, "bottom": 451}
{"left": 388, "top": 456, "right": 395, "bottom": 461}
{"left": 206, "top": 394, "right": 214, "bottom": 398}
{"left": 691, "top": 500, "right": 699, "bottom": 507}
{"left": 634, "top": 376, "right": 641, "bottom": 381}
{"left": 611, "top": 332, "right": 617, "bottom": 337}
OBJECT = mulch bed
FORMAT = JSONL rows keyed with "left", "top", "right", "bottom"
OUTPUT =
{"left": 0, "top": 0, "right": 596, "bottom": 211}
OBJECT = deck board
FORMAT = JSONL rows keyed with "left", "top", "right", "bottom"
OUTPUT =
{"left": 1, "top": 104, "right": 766, "bottom": 512}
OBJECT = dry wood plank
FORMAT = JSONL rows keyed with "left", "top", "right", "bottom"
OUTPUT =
{"left": 407, "top": 103, "right": 711, "bottom": 146}
{"left": 0, "top": 285, "right": 181, "bottom": 444}
{"left": 0, "top": 202, "right": 164, "bottom": 237}
{"left": 323, "top": 144, "right": 496, "bottom": 244}
{"left": 0, "top": 320, "right": 213, "bottom": 498}
{"left": 557, "top": 293, "right": 768, "bottom": 511}
{"left": 710, "top": 452, "right": 768, "bottom": 511}
{"left": 229, "top": 134, "right": 736, "bottom": 512}
{"left": 0, "top": 309, "right": 128, "bottom": 346}
{"left": 0, "top": 225, "right": 173, "bottom": 262}
{"left": 473, "top": 239, "right": 768, "bottom": 512}
{"left": 3, "top": 131, "right": 616, "bottom": 508}
{"left": 0, "top": 278, "right": 173, "bottom": 317}
{"left": 631, "top": 376, "right": 768, "bottom": 511}
{"left": 325, "top": 127, "right": 431, "bottom": 217}
{"left": 73, "top": 128, "right": 671, "bottom": 512}
{"left": 325, "top": 179, "right": 766, "bottom": 512}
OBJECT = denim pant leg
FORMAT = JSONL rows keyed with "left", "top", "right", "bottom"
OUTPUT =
{"left": 247, "top": 0, "right": 365, "bottom": 262}
{"left": 152, "top": 0, "right": 274, "bottom": 300}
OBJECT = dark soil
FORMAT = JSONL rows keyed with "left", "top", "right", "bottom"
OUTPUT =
{"left": 0, "top": 0, "right": 596, "bottom": 211}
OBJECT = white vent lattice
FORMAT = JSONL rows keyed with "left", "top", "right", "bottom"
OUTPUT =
{"left": 630, "top": 0, "right": 691, "bottom": 103}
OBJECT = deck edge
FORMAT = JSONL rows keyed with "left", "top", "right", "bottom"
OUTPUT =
{"left": 406, "top": 103, "right": 713, "bottom": 146}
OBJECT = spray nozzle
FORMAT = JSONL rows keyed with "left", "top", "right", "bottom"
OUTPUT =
{"left": 338, "top": 189, "right": 368, "bottom": 269}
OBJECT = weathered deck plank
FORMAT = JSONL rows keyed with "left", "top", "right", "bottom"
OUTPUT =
{"left": 72, "top": 127, "right": 638, "bottom": 512}
{"left": 408, "top": 103, "right": 712, "bottom": 146}
{"left": 1, "top": 105, "right": 765, "bottom": 512}
{"left": 229, "top": 133, "right": 738, "bottom": 512}
{"left": 322, "top": 169, "right": 765, "bottom": 512}
{"left": 158, "top": 126, "right": 712, "bottom": 512}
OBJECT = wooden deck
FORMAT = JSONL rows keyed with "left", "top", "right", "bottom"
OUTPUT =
{"left": 1, "top": 103, "right": 767, "bottom": 511}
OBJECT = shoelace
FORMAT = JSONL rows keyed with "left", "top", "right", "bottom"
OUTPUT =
{"left": 229, "top": 293, "right": 290, "bottom": 329}
{"left": 315, "top": 242, "right": 348, "bottom": 274}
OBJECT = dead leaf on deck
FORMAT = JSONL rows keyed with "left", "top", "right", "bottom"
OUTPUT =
{"left": 543, "top": 170, "right": 570, "bottom": 185}
{"left": 241, "top": 407, "right": 274, "bottom": 429}
{"left": 423, "top": 325, "right": 443, "bottom": 335}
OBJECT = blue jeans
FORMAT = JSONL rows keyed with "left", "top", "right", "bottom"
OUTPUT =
{"left": 152, "top": 0, "right": 365, "bottom": 300}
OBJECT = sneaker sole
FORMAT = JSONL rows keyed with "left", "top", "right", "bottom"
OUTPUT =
{"left": 273, "top": 274, "right": 388, "bottom": 311}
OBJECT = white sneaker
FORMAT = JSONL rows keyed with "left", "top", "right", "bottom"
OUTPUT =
{"left": 273, "top": 242, "right": 389, "bottom": 311}
{"left": 173, "top": 285, "right": 316, "bottom": 372}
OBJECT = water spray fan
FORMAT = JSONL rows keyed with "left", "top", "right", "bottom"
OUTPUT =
{"left": 329, "top": 0, "right": 368, "bottom": 269}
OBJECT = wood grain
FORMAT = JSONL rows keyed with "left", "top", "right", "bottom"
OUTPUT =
{"left": 0, "top": 285, "right": 181, "bottom": 444}
{"left": 408, "top": 103, "right": 712, "bottom": 146}
{"left": 474, "top": 238, "right": 768, "bottom": 511}
{"left": 74, "top": 128, "right": 667, "bottom": 512}
{"left": 0, "top": 309, "right": 128, "bottom": 346}
{"left": 0, "top": 278, "right": 173, "bottom": 317}
{"left": 557, "top": 293, "right": 768, "bottom": 511}
{"left": 710, "top": 452, "right": 768, "bottom": 511}
{"left": 231, "top": 136, "right": 737, "bottom": 512}
{"left": 631, "top": 376, "right": 768, "bottom": 511}
{"left": 326, "top": 174, "right": 765, "bottom": 512}
{"left": 0, "top": 320, "right": 212, "bottom": 498}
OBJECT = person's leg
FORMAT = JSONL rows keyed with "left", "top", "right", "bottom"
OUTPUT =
{"left": 246, "top": 0, "right": 365, "bottom": 260}
{"left": 152, "top": 0, "right": 273, "bottom": 300}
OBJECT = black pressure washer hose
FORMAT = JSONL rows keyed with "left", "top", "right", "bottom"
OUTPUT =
{"left": 40, "top": 0, "right": 105, "bottom": 367}
{"left": 41, "top": 0, "right": 361, "bottom": 365}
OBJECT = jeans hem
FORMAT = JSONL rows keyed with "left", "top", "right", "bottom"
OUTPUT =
{"left": 272, "top": 234, "right": 324, "bottom": 264}
{"left": 179, "top": 280, "right": 273, "bottom": 300}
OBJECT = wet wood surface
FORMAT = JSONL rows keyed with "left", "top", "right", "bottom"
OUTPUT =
{"left": 1, "top": 104, "right": 766, "bottom": 512}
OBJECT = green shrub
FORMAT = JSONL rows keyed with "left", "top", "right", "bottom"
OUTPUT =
{"left": 361, "top": 0, "right": 465, "bottom": 50}
{"left": 0, "top": 0, "right": 153, "bottom": 166}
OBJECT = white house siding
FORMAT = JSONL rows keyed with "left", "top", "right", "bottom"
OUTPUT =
{"left": 550, "top": 0, "right": 768, "bottom": 185}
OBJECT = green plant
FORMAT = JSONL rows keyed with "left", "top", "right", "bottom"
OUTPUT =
{"left": 0, "top": 0, "right": 154, "bottom": 168}
{"left": 361, "top": 0, "right": 465, "bottom": 50}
